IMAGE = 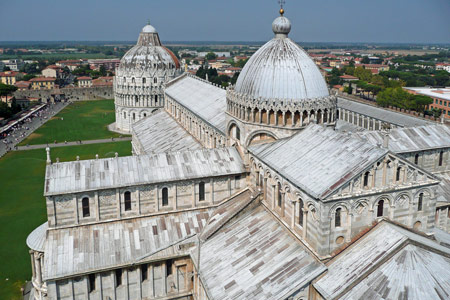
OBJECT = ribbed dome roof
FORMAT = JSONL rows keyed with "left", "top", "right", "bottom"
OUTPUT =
{"left": 235, "top": 15, "right": 329, "bottom": 101}
{"left": 119, "top": 23, "right": 180, "bottom": 71}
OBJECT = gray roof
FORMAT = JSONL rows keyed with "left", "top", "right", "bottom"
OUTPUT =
{"left": 43, "top": 209, "right": 211, "bottom": 280}
{"left": 235, "top": 17, "right": 329, "bottom": 101}
{"left": 199, "top": 204, "right": 325, "bottom": 300}
{"left": 356, "top": 124, "right": 450, "bottom": 153}
{"left": 26, "top": 222, "right": 48, "bottom": 252}
{"left": 314, "top": 221, "right": 450, "bottom": 300}
{"left": 44, "top": 147, "right": 245, "bottom": 196}
{"left": 249, "top": 124, "right": 388, "bottom": 200}
{"left": 165, "top": 74, "right": 227, "bottom": 134}
{"left": 337, "top": 97, "right": 433, "bottom": 127}
{"left": 436, "top": 172, "right": 450, "bottom": 204}
{"left": 132, "top": 109, "right": 201, "bottom": 155}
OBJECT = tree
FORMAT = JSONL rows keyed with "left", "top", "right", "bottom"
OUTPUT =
{"left": 361, "top": 56, "right": 370, "bottom": 64}
{"left": 205, "top": 52, "right": 217, "bottom": 61}
{"left": 0, "top": 83, "right": 17, "bottom": 99}
{"left": 99, "top": 65, "right": 107, "bottom": 76}
{"left": 354, "top": 66, "right": 372, "bottom": 82}
{"left": 412, "top": 95, "right": 433, "bottom": 114}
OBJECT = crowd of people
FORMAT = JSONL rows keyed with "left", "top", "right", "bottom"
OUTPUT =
{"left": 0, "top": 102, "right": 67, "bottom": 156}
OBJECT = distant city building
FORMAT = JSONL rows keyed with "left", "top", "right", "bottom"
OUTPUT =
{"left": 405, "top": 87, "right": 450, "bottom": 119}
{"left": 436, "top": 63, "right": 450, "bottom": 73}
{"left": 2, "top": 58, "right": 25, "bottom": 71}
{"left": 88, "top": 59, "right": 120, "bottom": 71}
{"left": 92, "top": 76, "right": 113, "bottom": 87}
{"left": 0, "top": 71, "right": 24, "bottom": 85}
{"left": 77, "top": 76, "right": 93, "bottom": 88}
{"left": 42, "top": 65, "right": 64, "bottom": 78}
{"left": 14, "top": 80, "right": 31, "bottom": 90}
{"left": 29, "top": 77, "right": 56, "bottom": 90}
{"left": 198, "top": 51, "right": 231, "bottom": 58}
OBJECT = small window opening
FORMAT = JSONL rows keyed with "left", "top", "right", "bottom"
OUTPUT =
{"left": 82, "top": 197, "right": 90, "bottom": 217}
{"left": 115, "top": 269, "right": 122, "bottom": 287}
{"left": 396, "top": 167, "right": 401, "bottom": 182}
{"left": 335, "top": 208, "right": 342, "bottom": 227}
{"left": 199, "top": 182, "right": 205, "bottom": 201}
{"left": 162, "top": 187, "right": 168, "bottom": 206}
{"left": 298, "top": 199, "right": 304, "bottom": 226}
{"left": 414, "top": 154, "right": 419, "bottom": 165}
{"left": 166, "top": 259, "right": 173, "bottom": 276}
{"left": 363, "top": 171, "right": 370, "bottom": 187}
{"left": 142, "top": 78, "right": 146, "bottom": 84}
{"left": 377, "top": 200, "right": 384, "bottom": 217}
{"left": 439, "top": 151, "right": 444, "bottom": 166}
{"left": 88, "top": 274, "right": 96, "bottom": 293}
{"left": 277, "top": 182, "right": 282, "bottom": 207}
{"left": 124, "top": 191, "right": 131, "bottom": 211}
{"left": 418, "top": 193, "right": 423, "bottom": 211}
{"left": 141, "top": 264, "right": 148, "bottom": 282}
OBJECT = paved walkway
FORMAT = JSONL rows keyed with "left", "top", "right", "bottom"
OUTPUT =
{"left": 13, "top": 137, "right": 132, "bottom": 151}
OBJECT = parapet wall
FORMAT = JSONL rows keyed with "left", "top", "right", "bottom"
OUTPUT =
{"left": 14, "top": 86, "right": 114, "bottom": 102}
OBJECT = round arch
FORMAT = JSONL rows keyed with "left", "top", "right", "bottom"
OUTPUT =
{"left": 245, "top": 130, "right": 278, "bottom": 147}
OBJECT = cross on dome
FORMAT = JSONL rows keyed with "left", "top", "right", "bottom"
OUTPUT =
{"left": 278, "top": 0, "right": 286, "bottom": 15}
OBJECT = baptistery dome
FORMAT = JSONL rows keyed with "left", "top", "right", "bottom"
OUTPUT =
{"left": 114, "top": 22, "right": 182, "bottom": 133}
{"left": 234, "top": 15, "right": 329, "bottom": 101}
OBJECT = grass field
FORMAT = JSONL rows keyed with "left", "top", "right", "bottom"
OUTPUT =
{"left": 19, "top": 100, "right": 125, "bottom": 146}
{"left": 0, "top": 142, "right": 132, "bottom": 300}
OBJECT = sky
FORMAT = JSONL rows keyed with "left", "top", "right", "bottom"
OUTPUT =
{"left": 0, "top": 0, "right": 449, "bottom": 43}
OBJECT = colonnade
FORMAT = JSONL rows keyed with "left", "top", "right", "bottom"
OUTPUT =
{"left": 166, "top": 97, "right": 226, "bottom": 148}
{"left": 337, "top": 107, "right": 398, "bottom": 130}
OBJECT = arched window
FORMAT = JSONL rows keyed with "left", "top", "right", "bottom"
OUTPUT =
{"left": 124, "top": 191, "right": 131, "bottom": 211}
{"left": 235, "top": 126, "right": 240, "bottom": 140}
{"left": 154, "top": 77, "right": 157, "bottom": 84}
{"left": 259, "top": 173, "right": 264, "bottom": 187}
{"left": 439, "top": 151, "right": 443, "bottom": 166}
{"left": 135, "top": 95, "right": 139, "bottom": 103}
{"left": 396, "top": 167, "right": 401, "bottom": 182}
{"left": 162, "top": 187, "right": 168, "bottom": 206}
{"left": 418, "top": 193, "right": 423, "bottom": 211}
{"left": 363, "top": 171, "right": 370, "bottom": 187}
{"left": 199, "top": 182, "right": 205, "bottom": 201}
{"left": 133, "top": 113, "right": 136, "bottom": 120}
{"left": 298, "top": 199, "right": 304, "bottom": 226}
{"left": 82, "top": 197, "right": 90, "bottom": 217}
{"left": 123, "top": 112, "right": 126, "bottom": 119}
{"left": 115, "top": 269, "right": 122, "bottom": 287}
{"left": 414, "top": 154, "right": 419, "bottom": 165}
{"left": 142, "top": 78, "right": 146, "bottom": 84}
{"left": 377, "top": 200, "right": 384, "bottom": 217}
{"left": 335, "top": 208, "right": 342, "bottom": 227}
{"left": 277, "top": 182, "right": 282, "bottom": 207}
{"left": 155, "top": 95, "right": 158, "bottom": 104}
{"left": 132, "top": 77, "right": 135, "bottom": 84}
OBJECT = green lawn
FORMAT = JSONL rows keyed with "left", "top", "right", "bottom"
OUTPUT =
{"left": 0, "top": 142, "right": 132, "bottom": 300}
{"left": 19, "top": 100, "right": 126, "bottom": 146}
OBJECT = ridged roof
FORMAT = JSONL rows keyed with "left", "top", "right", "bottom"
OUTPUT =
{"left": 234, "top": 15, "right": 329, "bottom": 101}
{"left": 118, "top": 23, "right": 180, "bottom": 71}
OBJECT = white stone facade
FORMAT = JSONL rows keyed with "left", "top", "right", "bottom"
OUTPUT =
{"left": 114, "top": 23, "right": 181, "bottom": 132}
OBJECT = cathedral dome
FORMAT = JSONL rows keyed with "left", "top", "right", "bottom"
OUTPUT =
{"left": 234, "top": 15, "right": 329, "bottom": 101}
{"left": 118, "top": 24, "right": 180, "bottom": 72}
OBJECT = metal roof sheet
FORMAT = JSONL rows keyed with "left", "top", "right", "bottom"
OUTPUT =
{"left": 314, "top": 221, "right": 450, "bottom": 300}
{"left": 356, "top": 124, "right": 450, "bottom": 153}
{"left": 132, "top": 109, "right": 201, "bottom": 155}
{"left": 26, "top": 222, "right": 48, "bottom": 252}
{"left": 235, "top": 34, "right": 329, "bottom": 101}
{"left": 199, "top": 205, "right": 325, "bottom": 300}
{"left": 44, "top": 147, "right": 245, "bottom": 196}
{"left": 338, "top": 98, "right": 432, "bottom": 127}
{"left": 249, "top": 124, "right": 388, "bottom": 199}
{"left": 165, "top": 75, "right": 227, "bottom": 134}
{"left": 43, "top": 209, "right": 211, "bottom": 280}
